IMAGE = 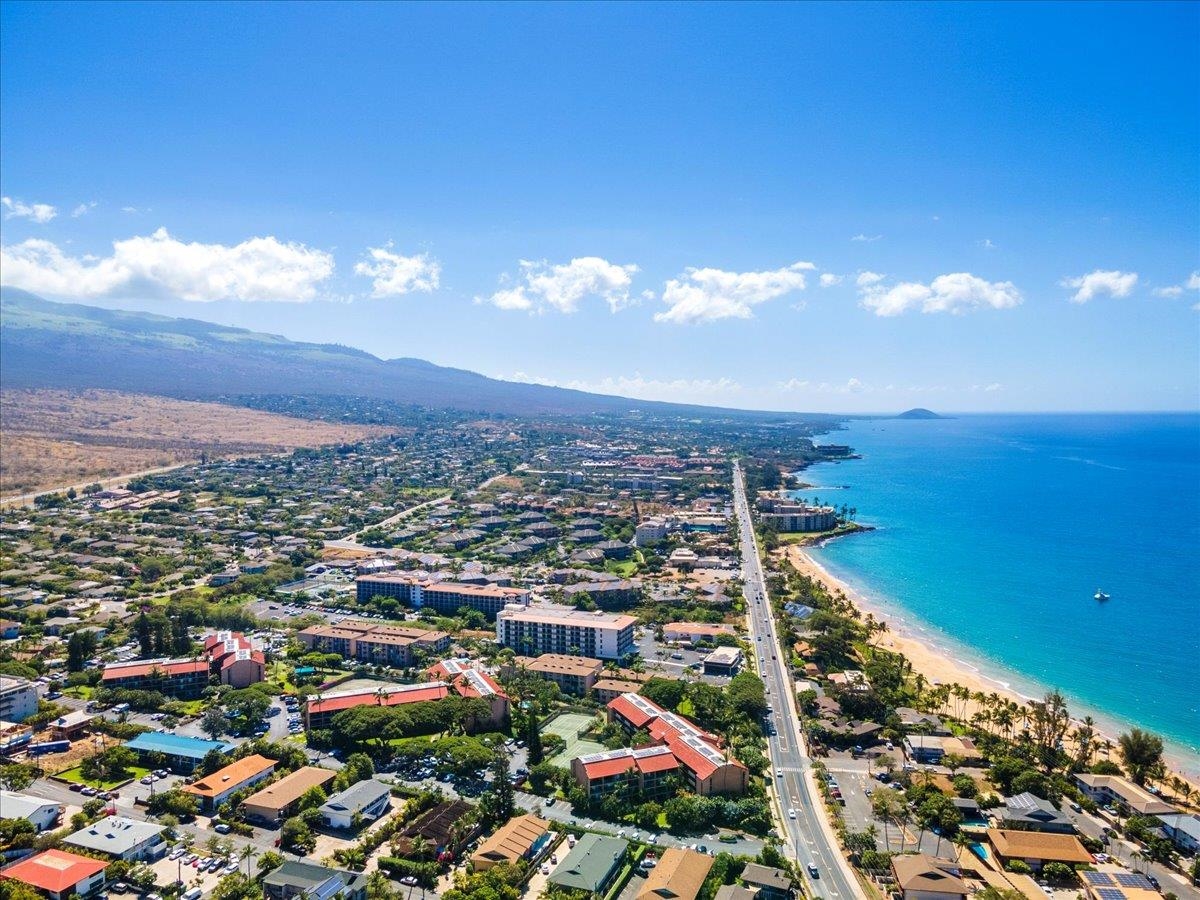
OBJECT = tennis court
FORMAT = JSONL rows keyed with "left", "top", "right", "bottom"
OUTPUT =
{"left": 542, "top": 711, "right": 605, "bottom": 765}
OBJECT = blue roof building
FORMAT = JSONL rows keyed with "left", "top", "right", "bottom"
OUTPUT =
{"left": 124, "top": 732, "right": 234, "bottom": 773}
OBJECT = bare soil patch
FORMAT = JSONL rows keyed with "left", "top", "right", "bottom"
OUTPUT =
{"left": 1, "top": 388, "right": 389, "bottom": 498}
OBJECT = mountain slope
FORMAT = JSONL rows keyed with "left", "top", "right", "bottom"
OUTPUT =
{"left": 0, "top": 289, "right": 783, "bottom": 419}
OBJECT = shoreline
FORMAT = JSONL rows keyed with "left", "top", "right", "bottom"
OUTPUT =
{"left": 784, "top": 544, "right": 1200, "bottom": 792}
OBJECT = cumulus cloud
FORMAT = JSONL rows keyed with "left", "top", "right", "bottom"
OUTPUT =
{"left": 819, "top": 273, "right": 843, "bottom": 288}
{"left": 859, "top": 271, "right": 1022, "bottom": 317}
{"left": 1061, "top": 269, "right": 1138, "bottom": 304}
{"left": 71, "top": 202, "right": 98, "bottom": 218}
{"left": 479, "top": 257, "right": 638, "bottom": 314}
{"left": 353, "top": 245, "right": 440, "bottom": 297}
{"left": 0, "top": 227, "right": 334, "bottom": 301}
{"left": 654, "top": 261, "right": 815, "bottom": 325}
{"left": 851, "top": 233, "right": 882, "bottom": 242}
{"left": 1152, "top": 271, "right": 1200, "bottom": 298}
{"left": 2, "top": 196, "right": 57, "bottom": 223}
{"left": 511, "top": 371, "right": 741, "bottom": 404}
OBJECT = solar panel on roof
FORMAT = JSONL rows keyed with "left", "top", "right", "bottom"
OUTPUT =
{"left": 1083, "top": 872, "right": 1114, "bottom": 885}
{"left": 1115, "top": 873, "right": 1153, "bottom": 889}
{"left": 1096, "top": 888, "right": 1126, "bottom": 900}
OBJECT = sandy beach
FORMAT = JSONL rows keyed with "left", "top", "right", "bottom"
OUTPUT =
{"left": 783, "top": 544, "right": 1200, "bottom": 796}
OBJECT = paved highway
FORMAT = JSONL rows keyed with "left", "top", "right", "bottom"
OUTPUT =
{"left": 733, "top": 462, "right": 865, "bottom": 900}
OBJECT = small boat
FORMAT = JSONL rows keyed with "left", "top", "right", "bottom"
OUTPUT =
{"left": 1094, "top": 590, "right": 1110, "bottom": 602}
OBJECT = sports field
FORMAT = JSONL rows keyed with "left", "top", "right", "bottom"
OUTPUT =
{"left": 542, "top": 711, "right": 605, "bottom": 766}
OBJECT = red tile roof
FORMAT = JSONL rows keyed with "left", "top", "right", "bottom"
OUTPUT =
{"left": 580, "top": 748, "right": 680, "bottom": 779}
{"left": 2, "top": 849, "right": 108, "bottom": 893}
{"left": 102, "top": 659, "right": 208, "bottom": 681}
{"left": 306, "top": 683, "right": 450, "bottom": 716}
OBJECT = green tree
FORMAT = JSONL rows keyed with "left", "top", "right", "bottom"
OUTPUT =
{"left": 200, "top": 707, "right": 230, "bottom": 740}
{"left": 66, "top": 630, "right": 98, "bottom": 673}
{"left": 0, "top": 764, "right": 37, "bottom": 791}
{"left": 1118, "top": 728, "right": 1164, "bottom": 786}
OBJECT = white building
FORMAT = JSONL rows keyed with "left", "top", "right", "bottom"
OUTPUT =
{"left": 64, "top": 816, "right": 166, "bottom": 861}
{"left": 0, "top": 791, "right": 64, "bottom": 831}
{"left": 0, "top": 676, "right": 39, "bottom": 723}
{"left": 496, "top": 604, "right": 636, "bottom": 660}
{"left": 319, "top": 779, "right": 392, "bottom": 830}
{"left": 634, "top": 519, "right": 668, "bottom": 547}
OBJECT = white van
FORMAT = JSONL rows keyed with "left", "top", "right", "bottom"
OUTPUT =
{"left": 183, "top": 889, "right": 202, "bottom": 900}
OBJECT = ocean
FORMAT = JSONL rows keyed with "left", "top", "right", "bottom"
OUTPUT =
{"left": 795, "top": 413, "right": 1200, "bottom": 771}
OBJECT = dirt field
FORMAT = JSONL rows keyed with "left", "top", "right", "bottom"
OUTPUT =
{"left": 0, "top": 388, "right": 389, "bottom": 499}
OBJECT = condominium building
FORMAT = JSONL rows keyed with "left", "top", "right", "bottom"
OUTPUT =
{"left": 297, "top": 620, "right": 450, "bottom": 668}
{"left": 303, "top": 682, "right": 449, "bottom": 731}
{"left": 496, "top": 604, "right": 636, "bottom": 660}
{"left": 500, "top": 654, "right": 603, "bottom": 697}
{"left": 633, "top": 519, "right": 668, "bottom": 547}
{"left": 356, "top": 574, "right": 531, "bottom": 619}
{"left": 0, "top": 676, "right": 39, "bottom": 723}
{"left": 571, "top": 745, "right": 681, "bottom": 802}
{"left": 426, "top": 659, "right": 509, "bottom": 730}
{"left": 606, "top": 693, "right": 748, "bottom": 796}
{"left": 203, "top": 632, "right": 266, "bottom": 689}
{"left": 757, "top": 498, "right": 837, "bottom": 533}
{"left": 100, "top": 659, "right": 210, "bottom": 700}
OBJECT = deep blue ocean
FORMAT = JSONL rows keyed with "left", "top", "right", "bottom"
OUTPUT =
{"left": 796, "top": 413, "right": 1200, "bottom": 771}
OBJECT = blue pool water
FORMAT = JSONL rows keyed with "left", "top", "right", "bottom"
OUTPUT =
{"left": 797, "top": 413, "right": 1200, "bottom": 772}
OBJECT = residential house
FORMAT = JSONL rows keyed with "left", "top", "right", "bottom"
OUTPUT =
{"left": 739, "top": 863, "right": 794, "bottom": 900}
{"left": 262, "top": 861, "right": 366, "bottom": 900}
{"left": 0, "top": 849, "right": 108, "bottom": 900}
{"left": 470, "top": 814, "right": 551, "bottom": 872}
{"left": 241, "top": 766, "right": 336, "bottom": 824}
{"left": 636, "top": 847, "right": 714, "bottom": 900}
{"left": 1002, "top": 792, "right": 1075, "bottom": 833}
{"left": 985, "top": 829, "right": 1092, "bottom": 872}
{"left": 891, "top": 854, "right": 968, "bottom": 900}
{"left": 0, "top": 791, "right": 63, "bottom": 831}
{"left": 182, "top": 754, "right": 277, "bottom": 812}
{"left": 319, "top": 780, "right": 392, "bottom": 830}
{"left": 64, "top": 817, "right": 165, "bottom": 862}
{"left": 548, "top": 833, "right": 628, "bottom": 895}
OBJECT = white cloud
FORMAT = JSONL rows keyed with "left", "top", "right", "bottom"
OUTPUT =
{"left": 511, "top": 371, "right": 742, "bottom": 404}
{"left": 851, "top": 233, "right": 882, "bottom": 242}
{"left": 819, "top": 273, "right": 843, "bottom": 288}
{"left": 353, "top": 245, "right": 440, "bottom": 297}
{"left": 778, "top": 377, "right": 868, "bottom": 394}
{"left": 859, "top": 271, "right": 1022, "bottom": 317}
{"left": 479, "top": 256, "right": 638, "bottom": 314}
{"left": 2, "top": 196, "right": 57, "bottom": 223}
{"left": 971, "top": 383, "right": 1004, "bottom": 392}
{"left": 0, "top": 227, "right": 335, "bottom": 301}
{"left": 654, "top": 261, "right": 815, "bottom": 325}
{"left": 977, "top": 238, "right": 997, "bottom": 250}
{"left": 1061, "top": 269, "right": 1138, "bottom": 304}
{"left": 71, "top": 202, "right": 98, "bottom": 218}
{"left": 1153, "top": 271, "right": 1200, "bottom": 298}
{"left": 856, "top": 271, "right": 886, "bottom": 288}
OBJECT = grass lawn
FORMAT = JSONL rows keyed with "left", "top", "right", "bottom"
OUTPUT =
{"left": 605, "top": 560, "right": 639, "bottom": 577}
{"left": 57, "top": 764, "right": 151, "bottom": 790}
{"left": 541, "top": 712, "right": 606, "bottom": 767}
{"left": 172, "top": 699, "right": 205, "bottom": 716}
{"left": 63, "top": 685, "right": 94, "bottom": 700}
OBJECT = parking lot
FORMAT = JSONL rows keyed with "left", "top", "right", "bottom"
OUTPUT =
{"left": 632, "top": 630, "right": 733, "bottom": 685}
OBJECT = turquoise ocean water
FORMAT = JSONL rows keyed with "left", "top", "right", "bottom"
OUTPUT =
{"left": 796, "top": 413, "right": 1200, "bottom": 771}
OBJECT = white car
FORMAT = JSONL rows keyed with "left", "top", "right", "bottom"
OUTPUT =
{"left": 788, "top": 808, "right": 797, "bottom": 819}
{"left": 776, "top": 769, "right": 783, "bottom": 778}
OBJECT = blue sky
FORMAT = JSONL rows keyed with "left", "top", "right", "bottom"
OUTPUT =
{"left": 2, "top": 1, "right": 1197, "bottom": 412}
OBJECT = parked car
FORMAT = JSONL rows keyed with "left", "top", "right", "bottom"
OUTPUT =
{"left": 213, "top": 823, "right": 231, "bottom": 834}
